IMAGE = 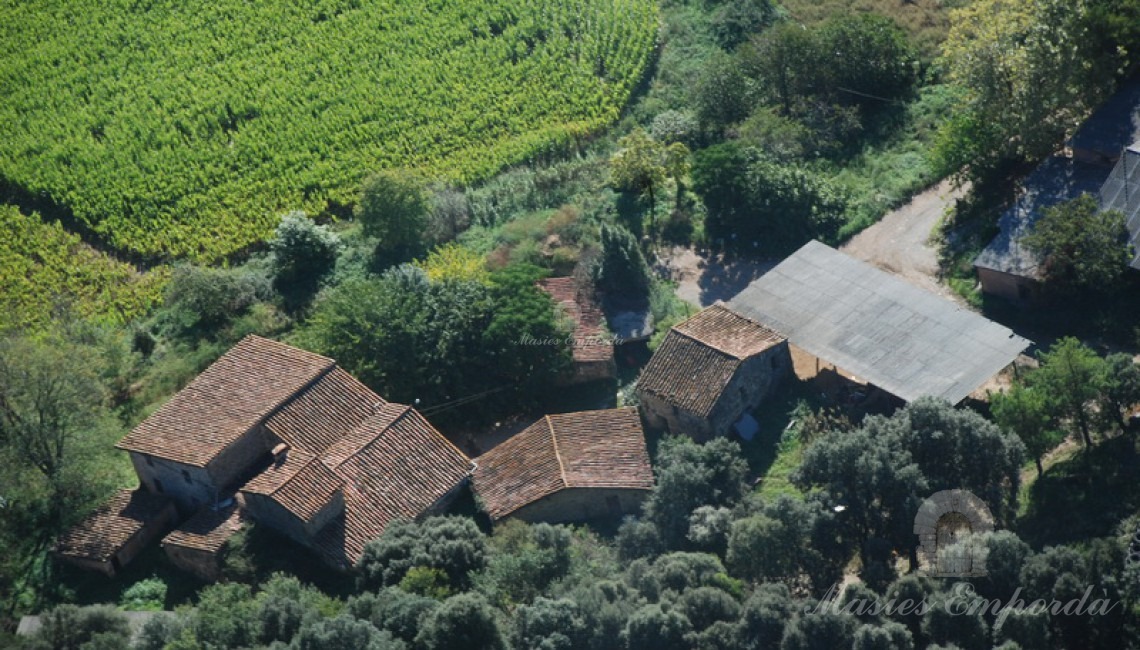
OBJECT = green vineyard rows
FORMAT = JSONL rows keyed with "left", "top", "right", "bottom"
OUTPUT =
{"left": 0, "top": 205, "right": 166, "bottom": 332}
{"left": 0, "top": 0, "right": 658, "bottom": 261}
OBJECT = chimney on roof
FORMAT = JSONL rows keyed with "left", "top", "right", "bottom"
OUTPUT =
{"left": 272, "top": 442, "right": 289, "bottom": 464}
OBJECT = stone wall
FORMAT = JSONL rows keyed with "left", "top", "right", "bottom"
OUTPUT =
{"left": 504, "top": 487, "right": 649, "bottom": 524}
{"left": 976, "top": 267, "right": 1040, "bottom": 303}
{"left": 707, "top": 341, "right": 792, "bottom": 435}
{"left": 131, "top": 453, "right": 217, "bottom": 513}
{"left": 164, "top": 544, "right": 224, "bottom": 582}
{"left": 207, "top": 424, "right": 274, "bottom": 493}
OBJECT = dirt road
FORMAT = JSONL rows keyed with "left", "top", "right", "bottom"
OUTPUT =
{"left": 659, "top": 179, "right": 967, "bottom": 307}
{"left": 840, "top": 179, "right": 967, "bottom": 300}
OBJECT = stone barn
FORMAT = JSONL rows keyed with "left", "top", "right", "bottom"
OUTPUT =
{"left": 472, "top": 407, "right": 654, "bottom": 524}
{"left": 537, "top": 276, "right": 616, "bottom": 384}
{"left": 637, "top": 304, "right": 792, "bottom": 440}
{"left": 162, "top": 497, "right": 247, "bottom": 581}
{"left": 54, "top": 489, "right": 177, "bottom": 577}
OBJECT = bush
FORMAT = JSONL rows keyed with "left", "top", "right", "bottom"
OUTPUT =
{"left": 356, "top": 516, "right": 487, "bottom": 592}
{"left": 593, "top": 223, "right": 651, "bottom": 303}
{"left": 27, "top": 605, "right": 130, "bottom": 650}
{"left": 119, "top": 577, "right": 168, "bottom": 611}
{"left": 356, "top": 169, "right": 430, "bottom": 265}
{"left": 292, "top": 616, "right": 406, "bottom": 650}
{"left": 161, "top": 263, "right": 271, "bottom": 336}
{"left": 269, "top": 210, "right": 341, "bottom": 310}
{"left": 415, "top": 593, "right": 508, "bottom": 650}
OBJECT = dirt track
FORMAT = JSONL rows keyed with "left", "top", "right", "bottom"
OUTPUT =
{"left": 840, "top": 179, "right": 967, "bottom": 301}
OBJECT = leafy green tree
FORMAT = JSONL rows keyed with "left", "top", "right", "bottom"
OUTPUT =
{"left": 990, "top": 384, "right": 1061, "bottom": 475}
{"left": 357, "top": 516, "right": 487, "bottom": 592}
{"left": 415, "top": 593, "right": 508, "bottom": 650}
{"left": 739, "top": 583, "right": 793, "bottom": 649}
{"left": 780, "top": 611, "right": 858, "bottom": 650}
{"left": 922, "top": 590, "right": 989, "bottom": 650}
{"left": 302, "top": 263, "right": 568, "bottom": 422}
{"left": 292, "top": 616, "right": 405, "bottom": 650}
{"left": 0, "top": 328, "right": 123, "bottom": 588}
{"left": 161, "top": 263, "right": 272, "bottom": 336}
{"left": 347, "top": 587, "right": 438, "bottom": 645}
{"left": 26, "top": 605, "right": 130, "bottom": 650}
{"left": 255, "top": 574, "right": 327, "bottom": 645}
{"left": 1021, "top": 196, "right": 1131, "bottom": 294}
{"left": 135, "top": 613, "right": 187, "bottom": 650}
{"left": 119, "top": 577, "right": 168, "bottom": 611}
{"left": 979, "top": 531, "right": 1033, "bottom": 603}
{"left": 623, "top": 604, "right": 692, "bottom": 650}
{"left": 709, "top": 0, "right": 777, "bottom": 50}
{"left": 852, "top": 622, "right": 914, "bottom": 650}
{"left": 1101, "top": 352, "right": 1140, "bottom": 431}
{"left": 593, "top": 224, "right": 650, "bottom": 302}
{"left": 650, "top": 110, "right": 699, "bottom": 146}
{"left": 269, "top": 210, "right": 341, "bottom": 310}
{"left": 794, "top": 398, "right": 1024, "bottom": 567}
{"left": 937, "top": 0, "right": 1113, "bottom": 178}
{"left": 478, "top": 521, "right": 573, "bottom": 606}
{"left": 727, "top": 497, "right": 842, "bottom": 593}
{"left": 512, "top": 597, "right": 588, "bottom": 650}
{"left": 644, "top": 436, "right": 749, "bottom": 549}
{"left": 677, "top": 586, "right": 740, "bottom": 632}
{"left": 1030, "top": 337, "right": 1108, "bottom": 446}
{"left": 190, "top": 582, "right": 257, "bottom": 649}
{"left": 694, "top": 51, "right": 756, "bottom": 133}
{"left": 610, "top": 129, "right": 689, "bottom": 221}
{"left": 356, "top": 169, "right": 430, "bottom": 264}
{"left": 994, "top": 606, "right": 1051, "bottom": 649}
{"left": 691, "top": 144, "right": 847, "bottom": 254}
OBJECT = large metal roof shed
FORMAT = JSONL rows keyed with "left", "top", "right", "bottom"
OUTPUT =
{"left": 728, "top": 241, "right": 1030, "bottom": 404}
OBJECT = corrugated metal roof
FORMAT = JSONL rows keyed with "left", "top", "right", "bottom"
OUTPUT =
{"left": 729, "top": 241, "right": 1030, "bottom": 404}
{"left": 1100, "top": 146, "right": 1140, "bottom": 269}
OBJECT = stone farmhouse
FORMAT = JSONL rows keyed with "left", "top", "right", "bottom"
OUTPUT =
{"left": 472, "top": 407, "right": 653, "bottom": 523}
{"left": 57, "top": 335, "right": 474, "bottom": 577}
{"left": 637, "top": 304, "right": 791, "bottom": 440}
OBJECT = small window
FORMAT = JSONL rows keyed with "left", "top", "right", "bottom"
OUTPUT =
{"left": 153, "top": 478, "right": 164, "bottom": 493}
{"left": 181, "top": 469, "right": 192, "bottom": 484}
{"left": 145, "top": 455, "right": 154, "bottom": 467}
{"left": 770, "top": 355, "right": 779, "bottom": 370}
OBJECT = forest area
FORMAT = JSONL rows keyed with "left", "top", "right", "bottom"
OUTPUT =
{"left": 3, "top": 0, "right": 1140, "bottom": 648}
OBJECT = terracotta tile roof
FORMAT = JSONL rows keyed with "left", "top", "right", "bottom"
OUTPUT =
{"left": 637, "top": 306, "right": 784, "bottom": 418}
{"left": 162, "top": 496, "right": 247, "bottom": 553}
{"left": 472, "top": 407, "right": 653, "bottom": 520}
{"left": 117, "top": 336, "right": 335, "bottom": 467}
{"left": 313, "top": 405, "right": 475, "bottom": 567}
{"left": 537, "top": 277, "right": 614, "bottom": 364}
{"left": 243, "top": 451, "right": 345, "bottom": 523}
{"left": 673, "top": 304, "right": 783, "bottom": 358}
{"left": 265, "top": 367, "right": 383, "bottom": 454}
{"left": 55, "top": 489, "right": 173, "bottom": 562}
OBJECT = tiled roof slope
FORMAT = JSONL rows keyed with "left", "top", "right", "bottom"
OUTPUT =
{"left": 163, "top": 497, "right": 246, "bottom": 553}
{"left": 472, "top": 407, "right": 653, "bottom": 520}
{"left": 314, "top": 405, "right": 474, "bottom": 567}
{"left": 117, "top": 336, "right": 335, "bottom": 467}
{"left": 244, "top": 453, "right": 345, "bottom": 523}
{"left": 265, "top": 367, "right": 383, "bottom": 454}
{"left": 55, "top": 489, "right": 172, "bottom": 562}
{"left": 638, "top": 305, "right": 783, "bottom": 418}
{"left": 537, "top": 277, "right": 614, "bottom": 363}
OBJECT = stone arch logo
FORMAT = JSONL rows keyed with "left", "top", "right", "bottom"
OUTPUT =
{"left": 914, "top": 489, "right": 994, "bottom": 577}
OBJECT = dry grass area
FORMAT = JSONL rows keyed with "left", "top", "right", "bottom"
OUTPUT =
{"left": 780, "top": 0, "right": 959, "bottom": 61}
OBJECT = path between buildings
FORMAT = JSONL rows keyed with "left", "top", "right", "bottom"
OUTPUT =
{"left": 840, "top": 179, "right": 968, "bottom": 302}
{"left": 659, "top": 179, "right": 968, "bottom": 308}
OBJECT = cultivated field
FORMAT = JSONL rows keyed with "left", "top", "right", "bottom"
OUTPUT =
{"left": 0, "top": 0, "right": 658, "bottom": 261}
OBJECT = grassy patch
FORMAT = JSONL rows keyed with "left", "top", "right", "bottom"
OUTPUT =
{"left": 1016, "top": 434, "right": 1140, "bottom": 548}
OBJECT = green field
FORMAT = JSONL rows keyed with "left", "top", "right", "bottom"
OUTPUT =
{"left": 0, "top": 0, "right": 658, "bottom": 261}
{"left": 0, "top": 205, "right": 166, "bottom": 332}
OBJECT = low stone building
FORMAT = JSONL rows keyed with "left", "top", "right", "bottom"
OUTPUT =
{"left": 54, "top": 489, "right": 178, "bottom": 577}
{"left": 472, "top": 407, "right": 653, "bottom": 523}
{"left": 162, "top": 497, "right": 247, "bottom": 581}
{"left": 537, "top": 276, "right": 616, "bottom": 384}
{"left": 637, "top": 304, "right": 791, "bottom": 440}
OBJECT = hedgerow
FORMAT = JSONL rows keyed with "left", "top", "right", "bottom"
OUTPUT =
{"left": 0, "top": 0, "right": 658, "bottom": 261}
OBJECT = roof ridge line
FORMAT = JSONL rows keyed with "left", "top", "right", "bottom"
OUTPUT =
{"left": 547, "top": 415, "right": 568, "bottom": 488}
{"left": 670, "top": 327, "right": 749, "bottom": 362}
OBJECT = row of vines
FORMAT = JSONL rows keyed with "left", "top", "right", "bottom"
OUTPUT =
{"left": 0, "top": 205, "right": 166, "bottom": 332}
{"left": 0, "top": 0, "right": 658, "bottom": 261}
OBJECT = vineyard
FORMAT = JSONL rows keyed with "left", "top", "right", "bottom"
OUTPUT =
{"left": 0, "top": 0, "right": 658, "bottom": 261}
{"left": 0, "top": 205, "right": 166, "bottom": 332}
